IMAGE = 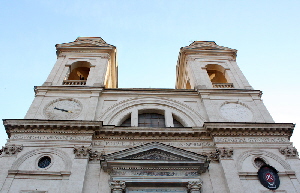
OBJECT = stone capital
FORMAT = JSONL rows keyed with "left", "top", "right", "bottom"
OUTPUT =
{"left": 280, "top": 146, "right": 299, "bottom": 158}
{"left": 0, "top": 144, "right": 23, "bottom": 156}
{"left": 187, "top": 180, "right": 202, "bottom": 193}
{"left": 73, "top": 146, "right": 91, "bottom": 159}
{"left": 217, "top": 147, "right": 233, "bottom": 159}
{"left": 89, "top": 150, "right": 104, "bottom": 162}
{"left": 109, "top": 180, "right": 126, "bottom": 193}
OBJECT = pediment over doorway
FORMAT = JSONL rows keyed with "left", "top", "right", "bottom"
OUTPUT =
{"left": 122, "top": 149, "right": 193, "bottom": 161}
{"left": 104, "top": 142, "right": 206, "bottom": 161}
{"left": 101, "top": 142, "right": 209, "bottom": 174}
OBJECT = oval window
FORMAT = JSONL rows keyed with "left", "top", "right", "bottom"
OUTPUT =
{"left": 38, "top": 156, "right": 51, "bottom": 168}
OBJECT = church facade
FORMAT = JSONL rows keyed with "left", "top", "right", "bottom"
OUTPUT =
{"left": 0, "top": 37, "right": 298, "bottom": 193}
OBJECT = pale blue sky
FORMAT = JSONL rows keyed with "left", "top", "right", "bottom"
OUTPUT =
{"left": 1, "top": 0, "right": 299, "bottom": 149}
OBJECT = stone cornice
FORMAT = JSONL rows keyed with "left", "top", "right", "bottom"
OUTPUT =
{"left": 34, "top": 86, "right": 104, "bottom": 94}
{"left": 3, "top": 120, "right": 294, "bottom": 140}
{"left": 204, "top": 122, "right": 295, "bottom": 138}
{"left": 33, "top": 87, "right": 262, "bottom": 97}
{"left": 3, "top": 119, "right": 103, "bottom": 138}
{"left": 197, "top": 89, "right": 262, "bottom": 96}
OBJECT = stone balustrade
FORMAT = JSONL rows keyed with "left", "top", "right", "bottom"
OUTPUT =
{"left": 212, "top": 83, "right": 234, "bottom": 88}
{"left": 62, "top": 80, "right": 87, "bottom": 85}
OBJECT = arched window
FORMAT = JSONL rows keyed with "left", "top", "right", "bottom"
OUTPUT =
{"left": 119, "top": 111, "right": 185, "bottom": 127}
{"left": 206, "top": 64, "right": 228, "bottom": 83}
{"left": 138, "top": 113, "right": 165, "bottom": 127}
{"left": 67, "top": 61, "right": 91, "bottom": 80}
{"left": 206, "top": 64, "right": 233, "bottom": 88}
{"left": 63, "top": 61, "right": 91, "bottom": 85}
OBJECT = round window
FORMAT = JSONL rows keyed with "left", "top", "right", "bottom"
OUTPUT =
{"left": 38, "top": 156, "right": 51, "bottom": 168}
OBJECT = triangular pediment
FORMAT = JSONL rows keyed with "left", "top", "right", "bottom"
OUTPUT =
{"left": 104, "top": 142, "right": 206, "bottom": 161}
{"left": 101, "top": 142, "right": 209, "bottom": 173}
{"left": 121, "top": 149, "right": 193, "bottom": 161}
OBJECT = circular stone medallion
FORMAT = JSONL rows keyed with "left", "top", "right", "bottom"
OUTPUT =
{"left": 220, "top": 103, "right": 253, "bottom": 122}
{"left": 44, "top": 98, "right": 82, "bottom": 120}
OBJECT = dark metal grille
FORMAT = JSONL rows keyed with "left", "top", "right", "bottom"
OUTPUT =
{"left": 38, "top": 156, "right": 51, "bottom": 168}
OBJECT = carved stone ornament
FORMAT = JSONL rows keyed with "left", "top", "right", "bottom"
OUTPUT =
{"left": 0, "top": 144, "right": 23, "bottom": 156}
{"left": 89, "top": 150, "right": 104, "bottom": 162}
{"left": 123, "top": 149, "right": 191, "bottom": 161}
{"left": 73, "top": 146, "right": 91, "bottom": 159}
{"left": 217, "top": 147, "right": 233, "bottom": 159}
{"left": 279, "top": 146, "right": 299, "bottom": 158}
{"left": 207, "top": 150, "right": 220, "bottom": 162}
{"left": 109, "top": 180, "right": 126, "bottom": 193}
{"left": 187, "top": 180, "right": 202, "bottom": 193}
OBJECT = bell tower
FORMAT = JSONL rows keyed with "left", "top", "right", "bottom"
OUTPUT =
{"left": 24, "top": 37, "right": 117, "bottom": 120}
{"left": 43, "top": 37, "right": 117, "bottom": 88}
{"left": 176, "top": 41, "right": 252, "bottom": 90}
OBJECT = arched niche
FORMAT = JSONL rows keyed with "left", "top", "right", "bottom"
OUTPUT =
{"left": 11, "top": 148, "right": 72, "bottom": 172}
{"left": 236, "top": 150, "right": 291, "bottom": 172}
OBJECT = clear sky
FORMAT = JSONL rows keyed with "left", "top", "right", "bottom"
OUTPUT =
{"left": 1, "top": 0, "right": 299, "bottom": 149}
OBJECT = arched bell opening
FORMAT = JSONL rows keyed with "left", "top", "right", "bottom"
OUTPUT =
{"left": 63, "top": 61, "right": 91, "bottom": 85}
{"left": 206, "top": 64, "right": 233, "bottom": 88}
{"left": 68, "top": 61, "right": 91, "bottom": 80}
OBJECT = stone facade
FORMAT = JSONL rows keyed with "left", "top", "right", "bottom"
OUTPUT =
{"left": 0, "top": 37, "right": 298, "bottom": 193}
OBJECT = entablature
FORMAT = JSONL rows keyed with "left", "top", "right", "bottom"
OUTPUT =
{"left": 204, "top": 122, "right": 295, "bottom": 138}
{"left": 3, "top": 120, "right": 294, "bottom": 142}
{"left": 3, "top": 119, "right": 103, "bottom": 138}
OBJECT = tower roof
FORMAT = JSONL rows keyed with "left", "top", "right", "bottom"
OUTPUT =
{"left": 55, "top": 37, "right": 115, "bottom": 48}
{"left": 182, "top": 41, "right": 237, "bottom": 52}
